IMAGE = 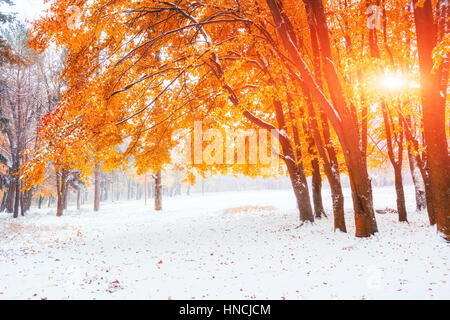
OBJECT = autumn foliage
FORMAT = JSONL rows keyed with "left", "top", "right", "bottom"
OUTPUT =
{"left": 16, "top": 0, "right": 448, "bottom": 240}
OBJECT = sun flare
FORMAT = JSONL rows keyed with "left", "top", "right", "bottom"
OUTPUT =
{"left": 381, "top": 72, "right": 404, "bottom": 90}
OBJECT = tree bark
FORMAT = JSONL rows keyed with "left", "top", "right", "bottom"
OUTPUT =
{"left": 21, "top": 188, "right": 34, "bottom": 215}
{"left": 154, "top": 170, "right": 162, "bottom": 211}
{"left": 56, "top": 193, "right": 64, "bottom": 217}
{"left": 56, "top": 169, "right": 68, "bottom": 217}
{"left": 94, "top": 164, "right": 100, "bottom": 212}
{"left": 311, "top": 160, "right": 326, "bottom": 218}
{"left": 407, "top": 142, "right": 426, "bottom": 211}
{"left": 393, "top": 166, "right": 408, "bottom": 222}
{"left": 63, "top": 187, "right": 68, "bottom": 210}
{"left": 136, "top": 183, "right": 140, "bottom": 200}
{"left": 127, "top": 176, "right": 131, "bottom": 200}
{"left": 20, "top": 192, "right": 24, "bottom": 217}
{"left": 13, "top": 176, "right": 20, "bottom": 218}
{"left": 4, "top": 178, "right": 16, "bottom": 213}
{"left": 76, "top": 188, "right": 81, "bottom": 210}
{"left": 1, "top": 190, "right": 8, "bottom": 212}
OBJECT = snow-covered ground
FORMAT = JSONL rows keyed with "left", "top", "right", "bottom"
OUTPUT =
{"left": 0, "top": 185, "right": 448, "bottom": 300}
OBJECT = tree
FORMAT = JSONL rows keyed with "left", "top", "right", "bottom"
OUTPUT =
{"left": 413, "top": 0, "right": 449, "bottom": 241}
{"left": 0, "top": 0, "right": 20, "bottom": 67}
{"left": 381, "top": 101, "right": 407, "bottom": 222}
{"left": 26, "top": 0, "right": 448, "bottom": 240}
{"left": 0, "top": 22, "right": 46, "bottom": 217}
{"left": 154, "top": 170, "right": 162, "bottom": 211}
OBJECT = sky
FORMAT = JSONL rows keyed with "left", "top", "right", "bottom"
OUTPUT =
{"left": 1, "top": 0, "right": 48, "bottom": 23}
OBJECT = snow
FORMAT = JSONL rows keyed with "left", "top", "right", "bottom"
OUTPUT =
{"left": 0, "top": 185, "right": 448, "bottom": 300}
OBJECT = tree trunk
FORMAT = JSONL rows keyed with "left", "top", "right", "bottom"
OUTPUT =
{"left": 393, "top": 166, "right": 408, "bottom": 222}
{"left": 38, "top": 195, "right": 43, "bottom": 209}
{"left": 76, "top": 188, "right": 81, "bottom": 210}
{"left": 1, "top": 190, "right": 8, "bottom": 212}
{"left": 4, "top": 178, "right": 16, "bottom": 213}
{"left": 136, "top": 183, "right": 140, "bottom": 200}
{"left": 20, "top": 189, "right": 33, "bottom": 216}
{"left": 311, "top": 159, "right": 326, "bottom": 219}
{"left": 19, "top": 186, "right": 24, "bottom": 217}
{"left": 407, "top": 144, "right": 426, "bottom": 211}
{"left": 111, "top": 177, "right": 114, "bottom": 203}
{"left": 13, "top": 176, "right": 20, "bottom": 218}
{"left": 272, "top": 98, "right": 314, "bottom": 223}
{"left": 127, "top": 177, "right": 132, "bottom": 200}
{"left": 288, "top": 74, "right": 346, "bottom": 230}
{"left": 414, "top": 0, "right": 450, "bottom": 241}
{"left": 286, "top": 85, "right": 325, "bottom": 219}
{"left": 329, "top": 171, "right": 346, "bottom": 232}
{"left": 283, "top": 154, "right": 315, "bottom": 224}
{"left": 63, "top": 187, "right": 68, "bottom": 210}
{"left": 56, "top": 193, "right": 64, "bottom": 217}
{"left": 382, "top": 102, "right": 407, "bottom": 222}
{"left": 94, "top": 164, "right": 100, "bottom": 212}
{"left": 154, "top": 170, "right": 162, "bottom": 211}
{"left": 56, "top": 169, "right": 68, "bottom": 217}
{"left": 266, "top": 0, "right": 376, "bottom": 236}
{"left": 149, "top": 181, "right": 153, "bottom": 199}
{"left": 315, "top": 103, "right": 347, "bottom": 232}
{"left": 25, "top": 189, "right": 34, "bottom": 212}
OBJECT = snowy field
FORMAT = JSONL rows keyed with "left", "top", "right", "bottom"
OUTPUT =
{"left": 0, "top": 185, "right": 448, "bottom": 300}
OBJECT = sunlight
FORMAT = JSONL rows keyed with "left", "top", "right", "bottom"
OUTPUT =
{"left": 381, "top": 71, "right": 404, "bottom": 91}
{"left": 2, "top": 0, "right": 449, "bottom": 301}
